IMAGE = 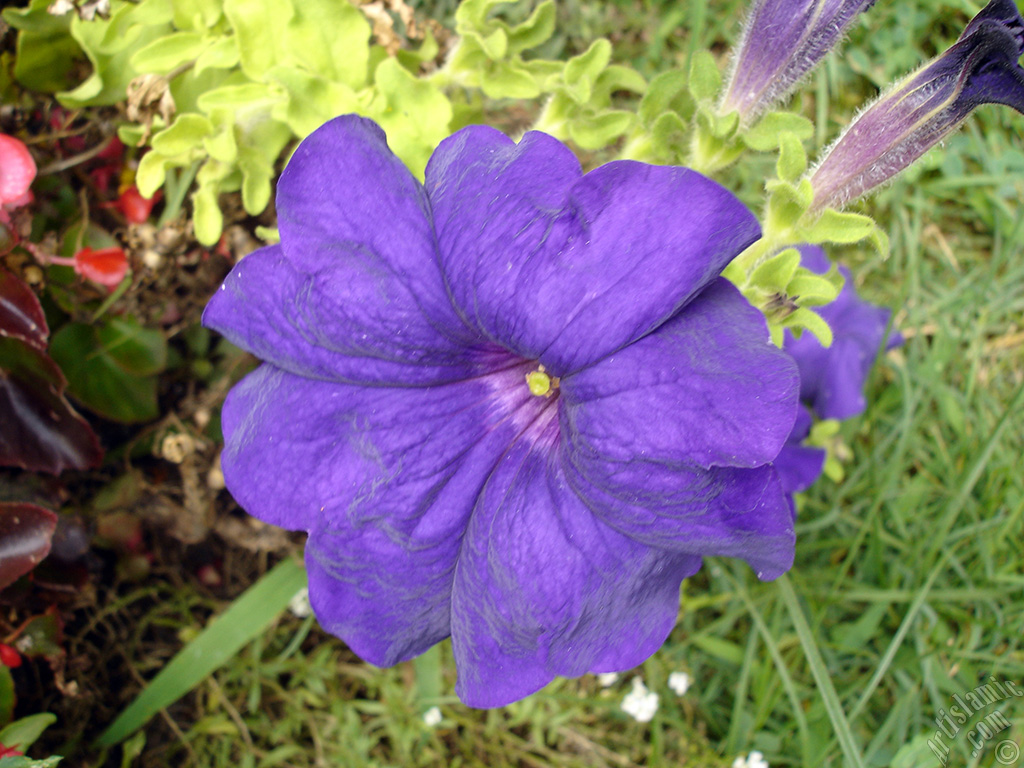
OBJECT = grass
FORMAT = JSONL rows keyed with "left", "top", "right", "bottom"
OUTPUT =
{"left": 83, "top": 1, "right": 1024, "bottom": 766}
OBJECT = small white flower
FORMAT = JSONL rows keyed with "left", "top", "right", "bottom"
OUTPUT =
{"left": 422, "top": 706, "right": 442, "bottom": 727}
{"left": 288, "top": 586, "right": 312, "bottom": 618}
{"left": 596, "top": 672, "right": 619, "bottom": 687}
{"left": 732, "top": 751, "right": 769, "bottom": 768}
{"left": 621, "top": 677, "right": 659, "bottom": 723}
{"left": 667, "top": 671, "right": 690, "bottom": 696}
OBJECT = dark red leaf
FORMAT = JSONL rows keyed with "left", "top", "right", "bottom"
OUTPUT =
{"left": 0, "top": 336, "right": 103, "bottom": 474}
{"left": 0, "top": 502, "right": 57, "bottom": 591}
{"left": 0, "top": 269, "right": 48, "bottom": 349}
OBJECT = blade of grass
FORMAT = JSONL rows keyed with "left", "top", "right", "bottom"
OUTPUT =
{"left": 777, "top": 574, "right": 865, "bottom": 768}
{"left": 95, "top": 557, "right": 307, "bottom": 747}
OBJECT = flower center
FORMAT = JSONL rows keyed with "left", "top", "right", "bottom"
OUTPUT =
{"left": 525, "top": 365, "right": 560, "bottom": 397}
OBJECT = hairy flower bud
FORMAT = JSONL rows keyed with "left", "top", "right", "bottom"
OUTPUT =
{"left": 808, "top": 0, "right": 1024, "bottom": 212}
{"left": 720, "top": 0, "right": 875, "bottom": 123}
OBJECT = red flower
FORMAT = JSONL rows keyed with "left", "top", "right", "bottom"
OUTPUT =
{"left": 116, "top": 185, "right": 161, "bottom": 224}
{"left": 0, "top": 743, "right": 23, "bottom": 758}
{"left": 0, "top": 134, "right": 36, "bottom": 215}
{"left": 0, "top": 643, "right": 21, "bottom": 669}
{"left": 74, "top": 246, "right": 129, "bottom": 288}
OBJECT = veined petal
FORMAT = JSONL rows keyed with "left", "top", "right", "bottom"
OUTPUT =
{"left": 205, "top": 115, "right": 476, "bottom": 385}
{"left": 451, "top": 438, "right": 702, "bottom": 708}
{"left": 721, "top": 0, "right": 875, "bottom": 123}
{"left": 809, "top": 0, "right": 1024, "bottom": 210}
{"left": 204, "top": 245, "right": 476, "bottom": 385}
{"left": 426, "top": 127, "right": 760, "bottom": 376}
{"left": 562, "top": 279, "right": 798, "bottom": 471}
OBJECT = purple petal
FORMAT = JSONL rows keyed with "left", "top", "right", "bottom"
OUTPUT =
{"left": 425, "top": 127, "right": 760, "bottom": 376}
{"left": 722, "top": 0, "right": 875, "bottom": 122}
{"left": 205, "top": 115, "right": 476, "bottom": 385}
{"left": 204, "top": 245, "right": 476, "bottom": 385}
{"left": 451, "top": 438, "right": 702, "bottom": 708}
{"left": 774, "top": 406, "right": 826, "bottom": 497}
{"left": 810, "top": 0, "right": 1024, "bottom": 210}
{"left": 784, "top": 247, "right": 899, "bottom": 420}
{"left": 562, "top": 279, "right": 799, "bottom": 471}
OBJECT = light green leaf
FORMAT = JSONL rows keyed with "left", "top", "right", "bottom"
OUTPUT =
{"left": 95, "top": 559, "right": 307, "bottom": 747}
{"left": 568, "top": 110, "right": 635, "bottom": 150}
{"left": 687, "top": 49, "right": 720, "bottom": 103}
{"left": 192, "top": 160, "right": 229, "bottom": 245}
{"left": 3, "top": 0, "right": 79, "bottom": 93}
{"left": 743, "top": 111, "right": 814, "bottom": 152}
{"left": 750, "top": 247, "right": 801, "bottom": 292}
{"left": 194, "top": 35, "right": 239, "bottom": 74}
{"left": 775, "top": 132, "right": 808, "bottom": 182}
{"left": 171, "top": 0, "right": 223, "bottom": 30}
{"left": 285, "top": 0, "right": 370, "bottom": 88}
{"left": 506, "top": 0, "right": 555, "bottom": 54}
{"left": 223, "top": 0, "right": 294, "bottom": 79}
{"left": 781, "top": 307, "right": 833, "bottom": 347}
{"left": 130, "top": 31, "right": 207, "bottom": 74}
{"left": 197, "top": 82, "right": 284, "bottom": 112}
{"left": 480, "top": 61, "right": 539, "bottom": 99}
{"left": 151, "top": 113, "right": 214, "bottom": 156}
{"left": 268, "top": 66, "right": 359, "bottom": 138}
{"left": 801, "top": 208, "right": 878, "bottom": 245}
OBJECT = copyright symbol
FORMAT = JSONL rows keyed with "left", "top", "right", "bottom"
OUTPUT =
{"left": 996, "top": 740, "right": 1020, "bottom": 765}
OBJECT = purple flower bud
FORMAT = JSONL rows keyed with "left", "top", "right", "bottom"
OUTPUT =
{"left": 720, "top": 0, "right": 875, "bottom": 123}
{"left": 809, "top": 0, "right": 1024, "bottom": 211}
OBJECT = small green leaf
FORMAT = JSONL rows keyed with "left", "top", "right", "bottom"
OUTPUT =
{"left": 786, "top": 271, "right": 842, "bottom": 307}
{"left": 196, "top": 82, "right": 284, "bottom": 112}
{"left": 750, "top": 247, "right": 801, "bottom": 292}
{"left": 775, "top": 132, "right": 808, "bottom": 182}
{"left": 639, "top": 69, "right": 691, "bottom": 122}
{"left": 194, "top": 35, "right": 239, "bottom": 74}
{"left": 0, "top": 756, "right": 62, "bottom": 767}
{"left": 192, "top": 161, "right": 228, "bottom": 245}
{"left": 0, "top": 663, "right": 13, "bottom": 726}
{"left": 781, "top": 307, "right": 833, "bottom": 347}
{"left": 743, "top": 111, "right": 814, "bottom": 152}
{"left": 49, "top": 318, "right": 167, "bottom": 423}
{"left": 285, "top": 0, "right": 370, "bottom": 88}
{"left": 480, "top": 60, "right": 539, "bottom": 99}
{"left": 687, "top": 50, "right": 721, "bottom": 103}
{"left": 0, "top": 713, "right": 57, "bottom": 753}
{"left": 506, "top": 0, "right": 556, "bottom": 54}
{"left": 223, "top": 0, "right": 294, "bottom": 79}
{"left": 130, "top": 31, "right": 207, "bottom": 74}
{"left": 171, "top": 0, "right": 223, "bottom": 30}
{"left": 477, "top": 27, "right": 508, "bottom": 59}
{"left": 151, "top": 113, "right": 214, "bottom": 156}
{"left": 3, "top": 0, "right": 79, "bottom": 93}
{"left": 568, "top": 110, "right": 635, "bottom": 150}
{"left": 801, "top": 208, "right": 878, "bottom": 245}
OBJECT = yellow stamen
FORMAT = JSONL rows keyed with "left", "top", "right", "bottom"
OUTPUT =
{"left": 526, "top": 369, "right": 552, "bottom": 397}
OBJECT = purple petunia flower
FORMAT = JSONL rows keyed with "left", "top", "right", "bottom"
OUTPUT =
{"left": 783, "top": 245, "right": 901, "bottom": 421}
{"left": 774, "top": 405, "right": 826, "bottom": 505}
{"left": 809, "top": 0, "right": 1024, "bottom": 211}
{"left": 203, "top": 115, "right": 800, "bottom": 707}
{"left": 720, "top": 0, "right": 876, "bottom": 124}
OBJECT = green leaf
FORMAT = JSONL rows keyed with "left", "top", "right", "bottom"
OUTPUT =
{"left": 223, "top": 0, "right": 295, "bottom": 79}
{"left": 194, "top": 35, "right": 239, "bottom": 74}
{"left": 506, "top": 0, "right": 556, "bottom": 54}
{"left": 563, "top": 39, "right": 611, "bottom": 103}
{"left": 477, "top": 27, "right": 507, "bottom": 59}
{"left": 568, "top": 110, "right": 635, "bottom": 150}
{"left": 480, "top": 60, "right": 539, "bottom": 99}
{"left": 171, "top": 0, "right": 223, "bottom": 30}
{"left": 801, "top": 208, "right": 878, "bottom": 245}
{"left": 151, "top": 113, "right": 214, "bottom": 156}
{"left": 639, "top": 69, "right": 691, "bottom": 122}
{"left": 775, "top": 132, "right": 808, "bottom": 182}
{"left": 781, "top": 307, "right": 833, "bottom": 347}
{"left": 49, "top": 318, "right": 167, "bottom": 423}
{"left": 0, "top": 756, "right": 62, "bottom": 767}
{"left": 743, "top": 111, "right": 814, "bottom": 152}
{"left": 3, "top": 0, "right": 79, "bottom": 93}
{"left": 786, "top": 271, "right": 841, "bottom": 307}
{"left": 749, "top": 247, "right": 801, "bottom": 292}
{"left": 0, "top": 666, "right": 13, "bottom": 726}
{"left": 269, "top": 67, "right": 359, "bottom": 138}
{"left": 0, "top": 713, "right": 57, "bottom": 753}
{"left": 687, "top": 49, "right": 721, "bottom": 103}
{"left": 196, "top": 82, "right": 284, "bottom": 112}
{"left": 95, "top": 558, "right": 308, "bottom": 747}
{"left": 284, "top": 0, "right": 370, "bottom": 89}
{"left": 129, "top": 31, "right": 208, "bottom": 74}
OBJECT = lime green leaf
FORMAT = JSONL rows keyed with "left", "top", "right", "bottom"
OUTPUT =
{"left": 743, "top": 111, "right": 814, "bottom": 152}
{"left": 192, "top": 160, "right": 228, "bottom": 245}
{"left": 480, "top": 61, "right": 539, "bottom": 99}
{"left": 171, "top": 0, "right": 223, "bottom": 30}
{"left": 563, "top": 38, "right": 611, "bottom": 102}
{"left": 506, "top": 0, "right": 555, "bottom": 54}
{"left": 786, "top": 271, "right": 841, "bottom": 306}
{"left": 639, "top": 69, "right": 690, "bottom": 122}
{"left": 687, "top": 50, "right": 721, "bottom": 103}
{"left": 268, "top": 67, "right": 358, "bottom": 138}
{"left": 285, "top": 0, "right": 370, "bottom": 89}
{"left": 0, "top": 667, "right": 13, "bottom": 726}
{"left": 95, "top": 558, "right": 307, "bottom": 747}
{"left": 781, "top": 307, "right": 833, "bottom": 347}
{"left": 223, "top": 0, "right": 294, "bottom": 79}
{"left": 130, "top": 31, "right": 208, "bottom": 74}
{"left": 194, "top": 35, "right": 239, "bottom": 74}
{"left": 775, "top": 132, "right": 808, "bottom": 182}
{"left": 477, "top": 27, "right": 507, "bottom": 59}
{"left": 568, "top": 110, "right": 635, "bottom": 150}
{"left": 151, "top": 113, "right": 214, "bottom": 155}
{"left": 196, "top": 82, "right": 284, "bottom": 112}
{"left": 801, "top": 208, "right": 878, "bottom": 245}
{"left": 750, "top": 247, "right": 801, "bottom": 292}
